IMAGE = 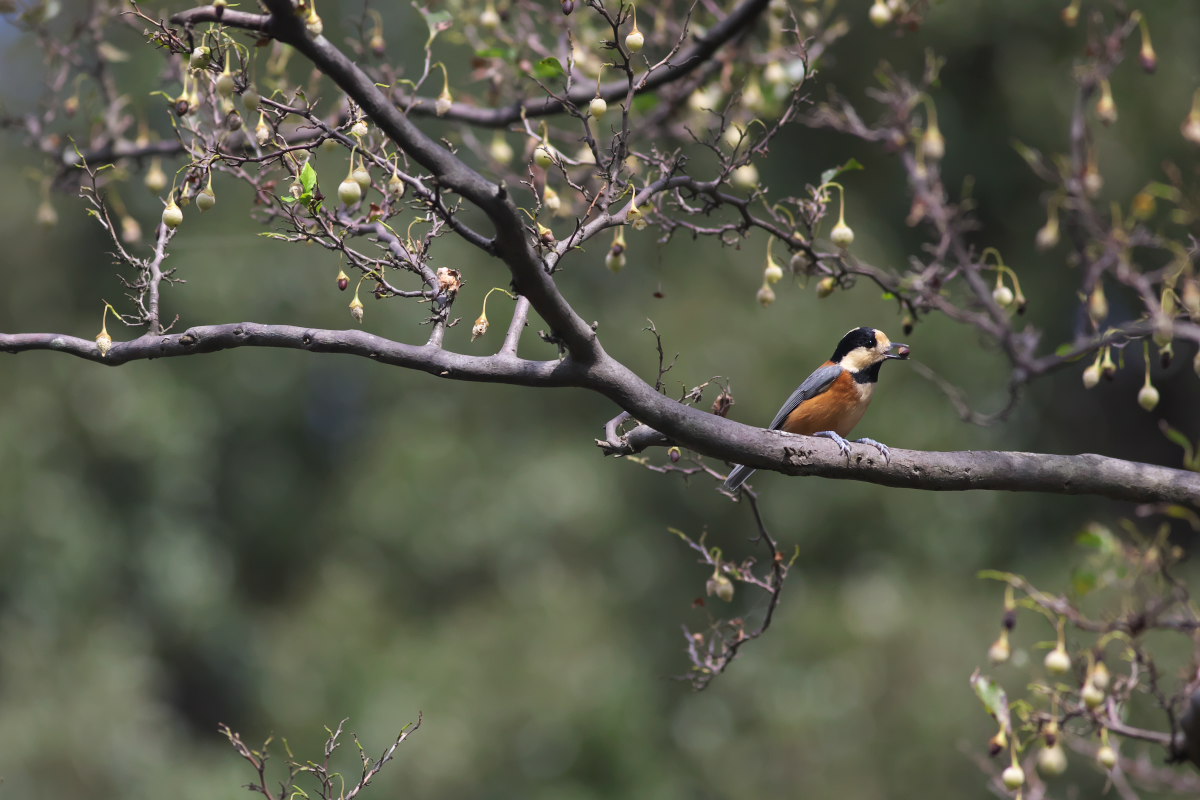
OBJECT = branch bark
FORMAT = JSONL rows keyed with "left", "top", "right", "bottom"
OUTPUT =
{"left": 3, "top": 325, "right": 1197, "bottom": 506}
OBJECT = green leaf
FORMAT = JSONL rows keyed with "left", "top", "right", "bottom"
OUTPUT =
{"left": 1071, "top": 568, "right": 1097, "bottom": 596}
{"left": 819, "top": 158, "right": 864, "bottom": 186}
{"left": 970, "top": 671, "right": 1010, "bottom": 732}
{"left": 475, "top": 47, "right": 515, "bottom": 60}
{"left": 632, "top": 93, "right": 660, "bottom": 113}
{"left": 413, "top": 3, "right": 453, "bottom": 46}
{"left": 299, "top": 161, "right": 317, "bottom": 194}
{"left": 533, "top": 57, "right": 564, "bottom": 80}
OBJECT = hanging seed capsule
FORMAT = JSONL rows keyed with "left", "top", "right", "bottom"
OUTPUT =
{"left": 732, "top": 163, "right": 759, "bottom": 189}
{"left": 869, "top": 0, "right": 892, "bottom": 26}
{"left": 36, "top": 199, "right": 58, "bottom": 227}
{"left": 215, "top": 71, "right": 236, "bottom": 97}
{"left": 815, "top": 276, "right": 836, "bottom": 298}
{"left": 480, "top": 2, "right": 500, "bottom": 27}
{"left": 1044, "top": 644, "right": 1071, "bottom": 675}
{"left": 1082, "top": 362, "right": 1101, "bottom": 389}
{"left": 1038, "top": 743, "right": 1068, "bottom": 777}
{"left": 830, "top": 221, "right": 854, "bottom": 248}
{"left": 1096, "top": 745, "right": 1117, "bottom": 770}
{"left": 95, "top": 328, "right": 113, "bottom": 357}
{"left": 161, "top": 197, "right": 183, "bottom": 229}
{"left": 756, "top": 283, "right": 776, "bottom": 307}
{"left": 336, "top": 269, "right": 350, "bottom": 291}
{"left": 338, "top": 177, "right": 362, "bottom": 206}
{"left": 993, "top": 284, "right": 1015, "bottom": 307}
{"left": 121, "top": 215, "right": 142, "bottom": 243}
{"left": 489, "top": 133, "right": 513, "bottom": 163}
{"left": 1001, "top": 765, "right": 1025, "bottom": 790}
{"left": 196, "top": 184, "right": 216, "bottom": 212}
{"left": 144, "top": 159, "right": 168, "bottom": 193}
{"left": 436, "top": 88, "right": 453, "bottom": 116}
{"left": 589, "top": 96, "right": 608, "bottom": 117}
{"left": 533, "top": 143, "right": 556, "bottom": 168}
{"left": 348, "top": 166, "right": 369, "bottom": 194}
{"left": 625, "top": 28, "right": 645, "bottom": 53}
{"left": 189, "top": 46, "right": 212, "bottom": 71}
{"left": 387, "top": 169, "right": 404, "bottom": 196}
{"left": 1138, "top": 382, "right": 1160, "bottom": 411}
{"left": 241, "top": 86, "right": 261, "bottom": 112}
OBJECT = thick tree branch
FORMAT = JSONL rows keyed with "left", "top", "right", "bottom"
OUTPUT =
{"left": 3, "top": 326, "right": 1196, "bottom": 506}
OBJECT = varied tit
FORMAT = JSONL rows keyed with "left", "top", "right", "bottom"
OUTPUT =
{"left": 723, "top": 326, "right": 910, "bottom": 492}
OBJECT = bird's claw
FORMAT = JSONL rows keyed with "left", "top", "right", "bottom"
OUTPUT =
{"left": 813, "top": 430, "right": 853, "bottom": 458}
{"left": 854, "top": 437, "right": 891, "bottom": 464}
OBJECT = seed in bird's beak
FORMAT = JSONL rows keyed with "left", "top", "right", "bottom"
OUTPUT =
{"left": 889, "top": 344, "right": 911, "bottom": 359}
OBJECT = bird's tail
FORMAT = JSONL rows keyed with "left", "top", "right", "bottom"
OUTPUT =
{"left": 723, "top": 463, "right": 755, "bottom": 492}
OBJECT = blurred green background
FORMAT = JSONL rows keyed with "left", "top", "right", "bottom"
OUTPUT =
{"left": 2, "top": 1, "right": 1199, "bottom": 798}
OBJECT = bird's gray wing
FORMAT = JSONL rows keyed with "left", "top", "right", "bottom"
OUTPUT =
{"left": 766, "top": 364, "right": 842, "bottom": 430}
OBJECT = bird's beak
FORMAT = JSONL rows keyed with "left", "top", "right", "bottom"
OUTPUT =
{"left": 885, "top": 343, "right": 911, "bottom": 360}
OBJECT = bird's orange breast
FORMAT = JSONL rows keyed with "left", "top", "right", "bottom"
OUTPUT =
{"left": 779, "top": 368, "right": 874, "bottom": 437}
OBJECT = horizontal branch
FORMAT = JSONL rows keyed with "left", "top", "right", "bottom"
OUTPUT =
{"left": 4, "top": 325, "right": 1196, "bottom": 505}
{"left": 584, "top": 361, "right": 1200, "bottom": 507}
{"left": 598, "top": 422, "right": 1198, "bottom": 505}
{"left": 0, "top": 323, "right": 582, "bottom": 387}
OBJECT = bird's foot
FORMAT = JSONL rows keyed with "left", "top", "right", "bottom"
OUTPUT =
{"left": 813, "top": 430, "right": 853, "bottom": 458}
{"left": 854, "top": 437, "right": 891, "bottom": 463}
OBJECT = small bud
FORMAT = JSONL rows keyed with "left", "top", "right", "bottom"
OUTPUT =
{"left": 1081, "top": 681, "right": 1105, "bottom": 708}
{"left": 338, "top": 177, "right": 362, "bottom": 206}
{"left": 1097, "top": 744, "right": 1117, "bottom": 770}
{"left": 489, "top": 133, "right": 514, "bottom": 163}
{"left": 480, "top": 1, "right": 500, "bottom": 28}
{"left": 95, "top": 328, "right": 113, "bottom": 357}
{"left": 436, "top": 88, "right": 453, "bottom": 117}
{"left": 1091, "top": 661, "right": 1110, "bottom": 691}
{"left": 1137, "top": 382, "right": 1160, "bottom": 411}
{"left": 1139, "top": 29, "right": 1157, "bottom": 74}
{"left": 1001, "top": 764, "right": 1025, "bottom": 791}
{"left": 988, "top": 630, "right": 1011, "bottom": 664}
{"left": 706, "top": 572, "right": 735, "bottom": 603}
{"left": 196, "top": 185, "right": 216, "bottom": 212}
{"left": 387, "top": 169, "right": 404, "bottom": 196}
{"left": 471, "top": 314, "right": 489, "bottom": 341}
{"left": 605, "top": 250, "right": 627, "bottom": 272}
{"left": 120, "top": 215, "right": 142, "bottom": 243}
{"left": 869, "top": 0, "right": 892, "bottom": 26}
{"left": 993, "top": 285, "right": 1015, "bottom": 307}
{"left": 764, "top": 259, "right": 784, "bottom": 284}
{"left": 668, "top": 446, "right": 681, "bottom": 463}
{"left": 732, "top": 163, "right": 759, "bottom": 190}
{"left": 625, "top": 28, "right": 645, "bottom": 53}
{"left": 1096, "top": 80, "right": 1117, "bottom": 126}
{"left": 1045, "top": 644, "right": 1071, "bottom": 675}
{"left": 921, "top": 124, "right": 945, "bottom": 161}
{"left": 1085, "top": 284, "right": 1108, "bottom": 324}
{"left": 1036, "top": 217, "right": 1060, "bottom": 250}
{"left": 543, "top": 185, "right": 561, "bottom": 214}
{"left": 1083, "top": 161, "right": 1103, "bottom": 197}
{"left": 1082, "top": 362, "right": 1101, "bottom": 389}
{"left": 161, "top": 197, "right": 183, "bottom": 229}
{"left": 1061, "top": 1, "right": 1079, "bottom": 26}
{"left": 144, "top": 159, "right": 168, "bottom": 193}
{"left": 589, "top": 96, "right": 608, "bottom": 117}
{"left": 830, "top": 221, "right": 854, "bottom": 248}
{"left": 815, "top": 276, "right": 837, "bottom": 298}
{"left": 305, "top": 10, "right": 324, "bottom": 36}
{"left": 756, "top": 283, "right": 776, "bottom": 307}
{"left": 336, "top": 269, "right": 350, "bottom": 291}
{"left": 1038, "top": 743, "right": 1068, "bottom": 777}
{"left": 36, "top": 199, "right": 58, "bottom": 227}
{"left": 1183, "top": 97, "right": 1200, "bottom": 145}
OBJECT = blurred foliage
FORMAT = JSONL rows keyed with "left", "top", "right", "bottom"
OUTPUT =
{"left": 2, "top": 1, "right": 1200, "bottom": 798}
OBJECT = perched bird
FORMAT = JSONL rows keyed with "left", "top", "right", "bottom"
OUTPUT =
{"left": 723, "top": 326, "right": 910, "bottom": 491}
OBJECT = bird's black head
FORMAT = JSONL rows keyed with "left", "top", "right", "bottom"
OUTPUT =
{"left": 830, "top": 327, "right": 879, "bottom": 363}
